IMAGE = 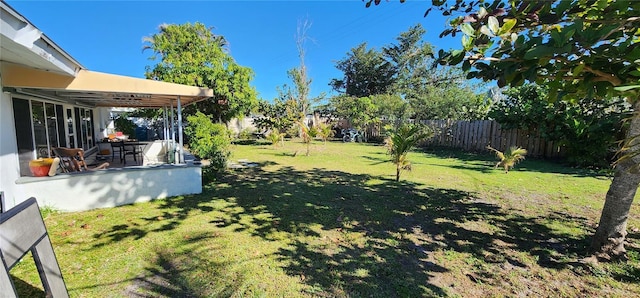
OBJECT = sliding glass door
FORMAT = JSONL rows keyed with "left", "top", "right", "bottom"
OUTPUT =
{"left": 13, "top": 96, "right": 95, "bottom": 176}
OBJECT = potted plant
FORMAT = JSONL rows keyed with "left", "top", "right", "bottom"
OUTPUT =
{"left": 29, "top": 158, "right": 54, "bottom": 177}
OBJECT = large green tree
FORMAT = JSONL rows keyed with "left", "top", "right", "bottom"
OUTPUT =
{"left": 384, "top": 24, "right": 489, "bottom": 120}
{"left": 330, "top": 43, "right": 396, "bottom": 97}
{"left": 368, "top": 0, "right": 640, "bottom": 260}
{"left": 329, "top": 95, "right": 378, "bottom": 137}
{"left": 371, "top": 93, "right": 411, "bottom": 126}
{"left": 330, "top": 24, "right": 488, "bottom": 122}
{"left": 409, "top": 82, "right": 489, "bottom": 120}
{"left": 143, "top": 22, "right": 258, "bottom": 123}
{"left": 384, "top": 24, "right": 436, "bottom": 98}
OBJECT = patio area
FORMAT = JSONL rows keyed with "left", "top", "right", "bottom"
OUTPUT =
{"left": 15, "top": 159, "right": 202, "bottom": 212}
{"left": 9, "top": 140, "right": 204, "bottom": 212}
{"left": 91, "top": 140, "right": 168, "bottom": 168}
{"left": 0, "top": 1, "right": 219, "bottom": 213}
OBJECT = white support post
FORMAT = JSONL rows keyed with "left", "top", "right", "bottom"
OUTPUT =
{"left": 170, "top": 103, "right": 175, "bottom": 164}
{"left": 177, "top": 96, "right": 184, "bottom": 164}
{"left": 163, "top": 106, "right": 169, "bottom": 163}
{"left": 163, "top": 106, "right": 168, "bottom": 142}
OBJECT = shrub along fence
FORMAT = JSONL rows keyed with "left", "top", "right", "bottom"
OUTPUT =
{"left": 369, "top": 120, "right": 566, "bottom": 158}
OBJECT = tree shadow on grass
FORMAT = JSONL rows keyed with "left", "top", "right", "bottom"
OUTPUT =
{"left": 123, "top": 233, "right": 245, "bottom": 298}
{"left": 361, "top": 155, "right": 389, "bottom": 165}
{"left": 88, "top": 161, "right": 601, "bottom": 296}
{"left": 429, "top": 162, "right": 497, "bottom": 174}
{"left": 610, "top": 231, "right": 640, "bottom": 283}
{"left": 90, "top": 162, "right": 274, "bottom": 248}
{"left": 13, "top": 274, "right": 45, "bottom": 297}
{"left": 202, "top": 165, "right": 595, "bottom": 296}
{"left": 90, "top": 195, "right": 216, "bottom": 249}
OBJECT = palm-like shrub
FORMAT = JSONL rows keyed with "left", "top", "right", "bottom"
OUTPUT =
{"left": 266, "top": 130, "right": 285, "bottom": 147}
{"left": 487, "top": 145, "right": 528, "bottom": 173}
{"left": 237, "top": 128, "right": 254, "bottom": 140}
{"left": 315, "top": 122, "right": 335, "bottom": 144}
{"left": 385, "top": 124, "right": 432, "bottom": 181}
{"left": 296, "top": 121, "right": 314, "bottom": 156}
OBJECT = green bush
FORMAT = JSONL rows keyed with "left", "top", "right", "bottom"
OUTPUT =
{"left": 489, "top": 84, "right": 630, "bottom": 168}
{"left": 266, "top": 130, "right": 284, "bottom": 147}
{"left": 201, "top": 164, "right": 221, "bottom": 185}
{"left": 314, "top": 122, "right": 334, "bottom": 143}
{"left": 185, "top": 112, "right": 231, "bottom": 171}
{"left": 237, "top": 128, "right": 255, "bottom": 140}
{"left": 114, "top": 116, "right": 136, "bottom": 137}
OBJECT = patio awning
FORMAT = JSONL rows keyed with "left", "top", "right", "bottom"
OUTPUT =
{"left": 1, "top": 62, "right": 214, "bottom": 108}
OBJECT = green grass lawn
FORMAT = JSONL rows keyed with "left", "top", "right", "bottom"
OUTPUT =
{"left": 12, "top": 140, "right": 640, "bottom": 297}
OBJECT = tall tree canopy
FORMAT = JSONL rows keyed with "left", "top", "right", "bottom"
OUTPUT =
{"left": 330, "top": 43, "right": 396, "bottom": 97}
{"left": 368, "top": 0, "right": 640, "bottom": 260}
{"left": 290, "top": 19, "right": 314, "bottom": 118}
{"left": 384, "top": 24, "right": 435, "bottom": 98}
{"left": 386, "top": 24, "right": 489, "bottom": 120}
{"left": 144, "top": 22, "right": 258, "bottom": 123}
{"left": 330, "top": 24, "right": 488, "bottom": 123}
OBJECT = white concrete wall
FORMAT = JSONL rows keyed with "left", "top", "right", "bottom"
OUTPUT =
{"left": 0, "top": 76, "right": 22, "bottom": 210}
{"left": 14, "top": 164, "right": 202, "bottom": 212}
{"left": 142, "top": 140, "right": 168, "bottom": 165}
{"left": 227, "top": 114, "right": 330, "bottom": 137}
{"left": 227, "top": 116, "right": 257, "bottom": 136}
{"left": 95, "top": 107, "right": 113, "bottom": 139}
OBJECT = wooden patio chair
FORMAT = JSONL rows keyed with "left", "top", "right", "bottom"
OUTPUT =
{"left": 52, "top": 147, "right": 109, "bottom": 173}
{"left": 0, "top": 197, "right": 69, "bottom": 297}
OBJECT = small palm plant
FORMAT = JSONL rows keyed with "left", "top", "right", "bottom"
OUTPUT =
{"left": 385, "top": 124, "right": 432, "bottom": 181}
{"left": 486, "top": 145, "right": 528, "bottom": 173}
{"left": 296, "top": 120, "right": 314, "bottom": 156}
{"left": 315, "top": 122, "right": 335, "bottom": 144}
{"left": 266, "top": 130, "right": 284, "bottom": 147}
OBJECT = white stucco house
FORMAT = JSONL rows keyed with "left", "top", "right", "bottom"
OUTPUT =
{"left": 0, "top": 1, "right": 214, "bottom": 212}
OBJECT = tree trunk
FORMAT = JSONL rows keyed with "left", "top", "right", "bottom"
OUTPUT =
{"left": 396, "top": 164, "right": 401, "bottom": 182}
{"left": 590, "top": 102, "right": 640, "bottom": 260}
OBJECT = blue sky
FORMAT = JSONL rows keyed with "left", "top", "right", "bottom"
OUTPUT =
{"left": 8, "top": 0, "right": 462, "bottom": 101}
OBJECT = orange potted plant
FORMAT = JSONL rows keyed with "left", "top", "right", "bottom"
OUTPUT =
{"left": 29, "top": 158, "right": 54, "bottom": 177}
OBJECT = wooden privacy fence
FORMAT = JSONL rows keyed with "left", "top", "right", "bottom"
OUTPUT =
{"left": 369, "top": 120, "right": 566, "bottom": 158}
